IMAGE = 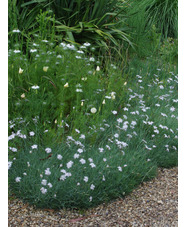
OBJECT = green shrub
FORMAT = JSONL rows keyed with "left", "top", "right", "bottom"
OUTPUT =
{"left": 159, "top": 37, "right": 178, "bottom": 64}
{"left": 9, "top": 41, "right": 178, "bottom": 208}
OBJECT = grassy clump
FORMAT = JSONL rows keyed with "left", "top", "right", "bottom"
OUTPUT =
{"left": 8, "top": 0, "right": 178, "bottom": 210}
{"left": 8, "top": 40, "right": 177, "bottom": 209}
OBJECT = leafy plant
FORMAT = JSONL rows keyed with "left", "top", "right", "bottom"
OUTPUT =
{"left": 8, "top": 0, "right": 44, "bottom": 33}
{"left": 8, "top": 51, "right": 178, "bottom": 209}
{"left": 8, "top": 0, "right": 133, "bottom": 58}
{"left": 159, "top": 37, "right": 178, "bottom": 64}
{"left": 141, "top": 0, "right": 178, "bottom": 39}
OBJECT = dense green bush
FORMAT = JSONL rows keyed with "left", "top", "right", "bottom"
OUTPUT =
{"left": 8, "top": 0, "right": 178, "bottom": 210}
{"left": 8, "top": 40, "right": 178, "bottom": 208}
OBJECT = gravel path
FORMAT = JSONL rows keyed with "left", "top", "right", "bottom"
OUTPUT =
{"left": 8, "top": 167, "right": 178, "bottom": 226}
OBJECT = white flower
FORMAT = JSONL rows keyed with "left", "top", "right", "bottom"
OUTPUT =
{"left": 64, "top": 82, "right": 69, "bottom": 88}
{"left": 124, "top": 82, "right": 127, "bottom": 85}
{"left": 12, "top": 147, "right": 17, "bottom": 152}
{"left": 27, "top": 162, "right": 30, "bottom": 167}
{"left": 8, "top": 161, "right": 13, "bottom": 170}
{"left": 40, "top": 187, "right": 47, "bottom": 194}
{"left": 66, "top": 172, "right": 72, "bottom": 177}
{"left": 90, "top": 184, "right": 95, "bottom": 190}
{"left": 83, "top": 42, "right": 91, "bottom": 47}
{"left": 48, "top": 183, "right": 53, "bottom": 188}
{"left": 77, "top": 148, "right": 83, "bottom": 153}
{"left": 31, "top": 85, "right": 40, "bottom": 90}
{"left": 23, "top": 172, "right": 27, "bottom": 175}
{"left": 15, "top": 177, "right": 21, "bottom": 182}
{"left": 96, "top": 66, "right": 100, "bottom": 71}
{"left": 19, "top": 68, "right": 23, "bottom": 74}
{"left": 88, "top": 158, "right": 93, "bottom": 163}
{"left": 30, "top": 49, "right": 37, "bottom": 53}
{"left": 170, "top": 107, "right": 175, "bottom": 112}
{"left": 80, "top": 158, "right": 86, "bottom": 164}
{"left": 111, "top": 110, "right": 117, "bottom": 115}
{"left": 75, "top": 129, "right": 80, "bottom": 134}
{"left": 33, "top": 43, "right": 39, "bottom": 47}
{"left": 43, "top": 66, "right": 49, "bottom": 72}
{"left": 60, "top": 42, "right": 67, "bottom": 47}
{"left": 102, "top": 175, "right": 105, "bottom": 181}
{"left": 118, "top": 166, "right": 122, "bottom": 172}
{"left": 154, "top": 129, "right": 159, "bottom": 134}
{"left": 12, "top": 29, "right": 20, "bottom": 33}
{"left": 13, "top": 50, "right": 21, "bottom": 53}
{"left": 60, "top": 175, "right": 66, "bottom": 181}
{"left": 89, "top": 163, "right": 96, "bottom": 168}
{"left": 103, "top": 158, "right": 107, "bottom": 162}
{"left": 31, "top": 144, "right": 38, "bottom": 149}
{"left": 10, "top": 147, "right": 17, "bottom": 152}
{"left": 77, "top": 50, "right": 84, "bottom": 54}
{"left": 41, "top": 179, "right": 47, "bottom": 186}
{"left": 159, "top": 85, "right": 164, "bottom": 89}
{"left": 102, "top": 99, "right": 106, "bottom": 104}
{"left": 124, "top": 164, "right": 127, "bottom": 167}
{"left": 67, "top": 161, "right": 74, "bottom": 169}
{"left": 79, "top": 134, "right": 85, "bottom": 139}
{"left": 99, "top": 148, "right": 104, "bottom": 153}
{"left": 117, "top": 118, "right": 123, "bottom": 123}
{"left": 29, "top": 131, "right": 35, "bottom": 136}
{"left": 60, "top": 169, "right": 67, "bottom": 174}
{"left": 83, "top": 176, "right": 88, "bottom": 182}
{"left": 106, "top": 145, "right": 111, "bottom": 150}
{"left": 89, "top": 57, "right": 95, "bottom": 62}
{"left": 74, "top": 153, "right": 80, "bottom": 159}
{"left": 89, "top": 196, "right": 93, "bottom": 202}
{"left": 76, "top": 88, "right": 83, "bottom": 92}
{"left": 114, "top": 133, "right": 119, "bottom": 138}
{"left": 57, "top": 154, "right": 63, "bottom": 160}
{"left": 45, "top": 168, "right": 51, "bottom": 175}
{"left": 45, "top": 148, "right": 52, "bottom": 153}
{"left": 161, "top": 113, "right": 168, "bottom": 117}
{"left": 111, "top": 95, "right": 115, "bottom": 100}
{"left": 91, "top": 107, "right": 97, "bottom": 114}
{"left": 131, "top": 121, "right": 137, "bottom": 126}
{"left": 111, "top": 92, "right": 116, "bottom": 100}
{"left": 8, "top": 134, "right": 15, "bottom": 141}
{"left": 66, "top": 44, "right": 76, "bottom": 50}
